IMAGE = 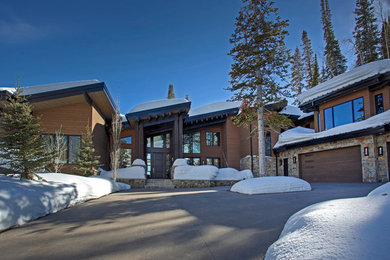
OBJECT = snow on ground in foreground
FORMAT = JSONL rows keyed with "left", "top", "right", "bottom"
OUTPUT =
{"left": 265, "top": 190, "right": 390, "bottom": 260}
{"left": 174, "top": 165, "right": 219, "bottom": 180}
{"left": 99, "top": 167, "right": 146, "bottom": 179}
{"left": 0, "top": 173, "right": 129, "bottom": 231}
{"left": 215, "top": 168, "right": 253, "bottom": 180}
{"left": 367, "top": 182, "right": 390, "bottom": 196}
{"left": 230, "top": 176, "right": 311, "bottom": 195}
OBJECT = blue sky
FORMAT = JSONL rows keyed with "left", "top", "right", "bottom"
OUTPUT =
{"left": 0, "top": 0, "right": 386, "bottom": 113}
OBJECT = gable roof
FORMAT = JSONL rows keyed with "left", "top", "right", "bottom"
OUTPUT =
{"left": 299, "top": 59, "right": 390, "bottom": 112}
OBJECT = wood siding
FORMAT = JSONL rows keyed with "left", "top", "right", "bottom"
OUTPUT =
{"left": 92, "top": 105, "right": 110, "bottom": 169}
{"left": 299, "top": 146, "right": 362, "bottom": 182}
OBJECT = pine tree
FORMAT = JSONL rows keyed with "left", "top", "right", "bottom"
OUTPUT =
{"left": 312, "top": 54, "right": 321, "bottom": 87}
{"left": 321, "top": 0, "right": 347, "bottom": 78}
{"left": 0, "top": 86, "right": 51, "bottom": 179}
{"left": 301, "top": 30, "right": 315, "bottom": 88}
{"left": 290, "top": 47, "right": 305, "bottom": 104}
{"left": 119, "top": 148, "right": 131, "bottom": 168}
{"left": 353, "top": 0, "right": 380, "bottom": 66}
{"left": 381, "top": 16, "right": 390, "bottom": 59}
{"left": 77, "top": 126, "right": 100, "bottom": 176}
{"left": 228, "top": 0, "right": 290, "bottom": 176}
{"left": 167, "top": 84, "right": 175, "bottom": 99}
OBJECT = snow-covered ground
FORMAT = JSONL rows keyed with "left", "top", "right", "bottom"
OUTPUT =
{"left": 230, "top": 176, "right": 311, "bottom": 195}
{"left": 0, "top": 173, "right": 129, "bottom": 231}
{"left": 265, "top": 183, "right": 390, "bottom": 259}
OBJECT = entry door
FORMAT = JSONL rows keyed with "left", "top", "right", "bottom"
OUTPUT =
{"left": 152, "top": 152, "right": 165, "bottom": 179}
{"left": 146, "top": 132, "right": 172, "bottom": 179}
{"left": 283, "top": 158, "right": 289, "bottom": 176}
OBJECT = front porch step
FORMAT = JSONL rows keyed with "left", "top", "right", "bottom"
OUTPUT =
{"left": 145, "top": 179, "right": 175, "bottom": 189}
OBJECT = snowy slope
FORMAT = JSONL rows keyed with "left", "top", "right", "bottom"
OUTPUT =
{"left": 0, "top": 173, "right": 129, "bottom": 231}
{"left": 299, "top": 59, "right": 390, "bottom": 105}
{"left": 231, "top": 176, "right": 311, "bottom": 195}
{"left": 129, "top": 99, "right": 189, "bottom": 113}
{"left": 274, "top": 110, "right": 390, "bottom": 149}
{"left": 265, "top": 192, "right": 390, "bottom": 259}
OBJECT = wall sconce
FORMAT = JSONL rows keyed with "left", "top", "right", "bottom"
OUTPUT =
{"left": 378, "top": 146, "right": 384, "bottom": 156}
{"left": 364, "top": 147, "right": 369, "bottom": 156}
{"left": 293, "top": 157, "right": 297, "bottom": 164}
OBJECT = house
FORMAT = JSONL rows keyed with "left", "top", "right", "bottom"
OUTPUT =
{"left": 0, "top": 80, "right": 115, "bottom": 173}
{"left": 274, "top": 59, "right": 390, "bottom": 183}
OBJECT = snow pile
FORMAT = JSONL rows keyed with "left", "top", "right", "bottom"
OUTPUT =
{"left": 231, "top": 176, "right": 311, "bottom": 195}
{"left": 279, "top": 105, "right": 304, "bottom": 117}
{"left": 129, "top": 99, "right": 189, "bottom": 113}
{"left": 99, "top": 167, "right": 146, "bottom": 179}
{"left": 188, "top": 101, "right": 241, "bottom": 117}
{"left": 132, "top": 159, "right": 146, "bottom": 167}
{"left": 274, "top": 110, "right": 390, "bottom": 149}
{"left": 265, "top": 189, "right": 390, "bottom": 259}
{"left": 367, "top": 182, "right": 390, "bottom": 196}
{"left": 174, "top": 165, "right": 219, "bottom": 180}
{"left": 173, "top": 158, "right": 188, "bottom": 167}
{"left": 299, "top": 59, "right": 390, "bottom": 104}
{"left": 0, "top": 173, "right": 129, "bottom": 231}
{"left": 215, "top": 168, "right": 253, "bottom": 180}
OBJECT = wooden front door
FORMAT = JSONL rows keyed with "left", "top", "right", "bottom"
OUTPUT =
{"left": 283, "top": 158, "right": 289, "bottom": 176}
{"left": 146, "top": 133, "right": 172, "bottom": 179}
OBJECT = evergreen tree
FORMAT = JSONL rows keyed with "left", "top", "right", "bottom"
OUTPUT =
{"left": 77, "top": 126, "right": 100, "bottom": 176}
{"left": 353, "top": 0, "right": 380, "bottom": 66}
{"left": 381, "top": 16, "right": 390, "bottom": 59}
{"left": 228, "top": 0, "right": 290, "bottom": 176}
{"left": 167, "top": 84, "right": 175, "bottom": 99}
{"left": 290, "top": 47, "right": 305, "bottom": 104}
{"left": 0, "top": 86, "right": 51, "bottom": 179}
{"left": 301, "top": 30, "right": 315, "bottom": 88}
{"left": 312, "top": 54, "right": 321, "bottom": 87}
{"left": 119, "top": 148, "right": 131, "bottom": 168}
{"left": 321, "top": 0, "right": 347, "bottom": 78}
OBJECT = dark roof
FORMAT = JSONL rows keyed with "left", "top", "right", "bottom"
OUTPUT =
{"left": 126, "top": 101, "right": 191, "bottom": 121}
{"left": 185, "top": 107, "right": 239, "bottom": 124}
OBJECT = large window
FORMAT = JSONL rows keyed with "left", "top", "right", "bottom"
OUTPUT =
{"left": 146, "top": 133, "right": 170, "bottom": 149}
{"left": 42, "top": 134, "right": 81, "bottom": 164}
{"left": 323, "top": 97, "right": 365, "bottom": 130}
{"left": 183, "top": 132, "right": 201, "bottom": 153}
{"left": 375, "top": 94, "right": 384, "bottom": 114}
{"left": 206, "top": 157, "right": 220, "bottom": 167}
{"left": 206, "top": 132, "right": 220, "bottom": 146}
{"left": 121, "top": 136, "right": 132, "bottom": 144}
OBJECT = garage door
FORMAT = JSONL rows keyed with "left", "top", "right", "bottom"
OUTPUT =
{"left": 299, "top": 146, "right": 362, "bottom": 182}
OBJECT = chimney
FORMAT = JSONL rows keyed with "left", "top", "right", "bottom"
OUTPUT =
{"left": 167, "top": 84, "right": 175, "bottom": 99}
{"left": 185, "top": 94, "right": 189, "bottom": 101}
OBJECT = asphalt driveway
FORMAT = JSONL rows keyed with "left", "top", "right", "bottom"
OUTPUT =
{"left": 0, "top": 183, "right": 380, "bottom": 260}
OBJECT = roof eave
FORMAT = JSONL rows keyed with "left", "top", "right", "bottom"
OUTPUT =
{"left": 125, "top": 102, "right": 191, "bottom": 122}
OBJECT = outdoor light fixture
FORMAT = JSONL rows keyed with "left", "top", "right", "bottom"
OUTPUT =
{"left": 378, "top": 146, "right": 384, "bottom": 156}
{"left": 293, "top": 157, "right": 297, "bottom": 164}
{"left": 364, "top": 147, "right": 369, "bottom": 156}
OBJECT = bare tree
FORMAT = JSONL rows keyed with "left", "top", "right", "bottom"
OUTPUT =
{"left": 48, "top": 127, "right": 67, "bottom": 173}
{"left": 111, "top": 99, "right": 122, "bottom": 181}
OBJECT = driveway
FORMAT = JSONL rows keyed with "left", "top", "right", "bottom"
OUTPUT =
{"left": 0, "top": 183, "right": 380, "bottom": 260}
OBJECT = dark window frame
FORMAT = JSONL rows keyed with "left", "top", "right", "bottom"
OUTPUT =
{"left": 375, "top": 93, "right": 384, "bottom": 114}
{"left": 323, "top": 97, "right": 365, "bottom": 130}
{"left": 206, "top": 157, "right": 220, "bottom": 167}
{"left": 120, "top": 136, "right": 132, "bottom": 144}
{"left": 42, "top": 134, "right": 81, "bottom": 164}
{"left": 265, "top": 131, "right": 271, "bottom": 156}
{"left": 206, "top": 132, "right": 220, "bottom": 146}
{"left": 183, "top": 132, "right": 201, "bottom": 154}
{"left": 185, "top": 157, "right": 201, "bottom": 166}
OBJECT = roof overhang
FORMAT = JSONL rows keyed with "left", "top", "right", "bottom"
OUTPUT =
{"left": 299, "top": 72, "right": 390, "bottom": 113}
{"left": 184, "top": 107, "right": 239, "bottom": 125}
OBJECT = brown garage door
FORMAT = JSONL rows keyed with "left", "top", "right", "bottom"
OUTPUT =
{"left": 299, "top": 146, "right": 362, "bottom": 182}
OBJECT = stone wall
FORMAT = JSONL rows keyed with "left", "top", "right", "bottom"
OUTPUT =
{"left": 276, "top": 132, "right": 390, "bottom": 183}
{"left": 116, "top": 178, "right": 146, "bottom": 188}
{"left": 240, "top": 155, "right": 276, "bottom": 177}
{"left": 172, "top": 180, "right": 241, "bottom": 188}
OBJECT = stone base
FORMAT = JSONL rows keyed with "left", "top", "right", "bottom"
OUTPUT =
{"left": 212, "top": 180, "right": 240, "bottom": 187}
{"left": 240, "top": 156, "right": 276, "bottom": 177}
{"left": 117, "top": 178, "right": 146, "bottom": 188}
{"left": 172, "top": 179, "right": 241, "bottom": 188}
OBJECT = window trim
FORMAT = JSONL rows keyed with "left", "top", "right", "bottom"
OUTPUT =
{"left": 206, "top": 132, "right": 220, "bottom": 146}
{"left": 42, "top": 134, "right": 81, "bottom": 164}
{"left": 183, "top": 132, "right": 201, "bottom": 154}
{"left": 185, "top": 157, "right": 201, "bottom": 166}
{"left": 375, "top": 93, "right": 384, "bottom": 115}
{"left": 206, "top": 157, "right": 220, "bottom": 168}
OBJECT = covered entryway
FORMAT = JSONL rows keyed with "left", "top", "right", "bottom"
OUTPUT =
{"left": 299, "top": 146, "right": 362, "bottom": 182}
{"left": 146, "top": 133, "right": 171, "bottom": 179}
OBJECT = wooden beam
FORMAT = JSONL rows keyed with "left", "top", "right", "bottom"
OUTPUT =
{"left": 178, "top": 114, "right": 183, "bottom": 158}
{"left": 134, "top": 121, "right": 139, "bottom": 159}
{"left": 173, "top": 114, "right": 179, "bottom": 160}
{"left": 139, "top": 121, "right": 144, "bottom": 160}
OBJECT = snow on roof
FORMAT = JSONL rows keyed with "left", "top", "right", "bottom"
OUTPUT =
{"left": 297, "top": 111, "right": 314, "bottom": 120}
{"left": 280, "top": 105, "right": 304, "bottom": 117}
{"left": 274, "top": 109, "right": 390, "bottom": 149}
{"left": 188, "top": 101, "right": 241, "bottom": 117}
{"left": 129, "top": 99, "right": 189, "bottom": 113}
{"left": 299, "top": 59, "right": 390, "bottom": 105}
{"left": 0, "top": 87, "right": 14, "bottom": 93}
{"left": 21, "top": 80, "right": 100, "bottom": 96}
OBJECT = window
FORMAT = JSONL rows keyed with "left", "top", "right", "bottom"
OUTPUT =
{"left": 183, "top": 132, "right": 201, "bottom": 153}
{"left": 147, "top": 153, "right": 151, "bottom": 176}
{"left": 318, "top": 112, "right": 321, "bottom": 132}
{"left": 153, "top": 135, "right": 164, "bottom": 148}
{"left": 206, "top": 157, "right": 220, "bottom": 167}
{"left": 375, "top": 94, "right": 384, "bottom": 114}
{"left": 185, "top": 157, "right": 201, "bottom": 166}
{"left": 206, "top": 132, "right": 220, "bottom": 146}
{"left": 42, "top": 134, "right": 81, "bottom": 164}
{"left": 323, "top": 97, "right": 365, "bottom": 130}
{"left": 146, "top": 133, "right": 170, "bottom": 149}
{"left": 265, "top": 132, "right": 271, "bottom": 156}
{"left": 121, "top": 136, "right": 132, "bottom": 144}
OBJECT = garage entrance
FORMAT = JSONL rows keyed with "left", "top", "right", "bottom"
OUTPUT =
{"left": 299, "top": 146, "right": 362, "bottom": 182}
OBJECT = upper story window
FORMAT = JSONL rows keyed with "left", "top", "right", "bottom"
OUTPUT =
{"left": 183, "top": 132, "right": 201, "bottom": 153}
{"left": 323, "top": 97, "right": 365, "bottom": 130}
{"left": 375, "top": 94, "right": 384, "bottom": 114}
{"left": 121, "top": 136, "right": 132, "bottom": 144}
{"left": 206, "top": 132, "right": 220, "bottom": 146}
{"left": 42, "top": 134, "right": 81, "bottom": 164}
{"left": 146, "top": 133, "right": 170, "bottom": 149}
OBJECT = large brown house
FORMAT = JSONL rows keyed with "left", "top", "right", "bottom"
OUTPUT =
{"left": 0, "top": 80, "right": 115, "bottom": 173}
{"left": 274, "top": 59, "right": 390, "bottom": 183}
